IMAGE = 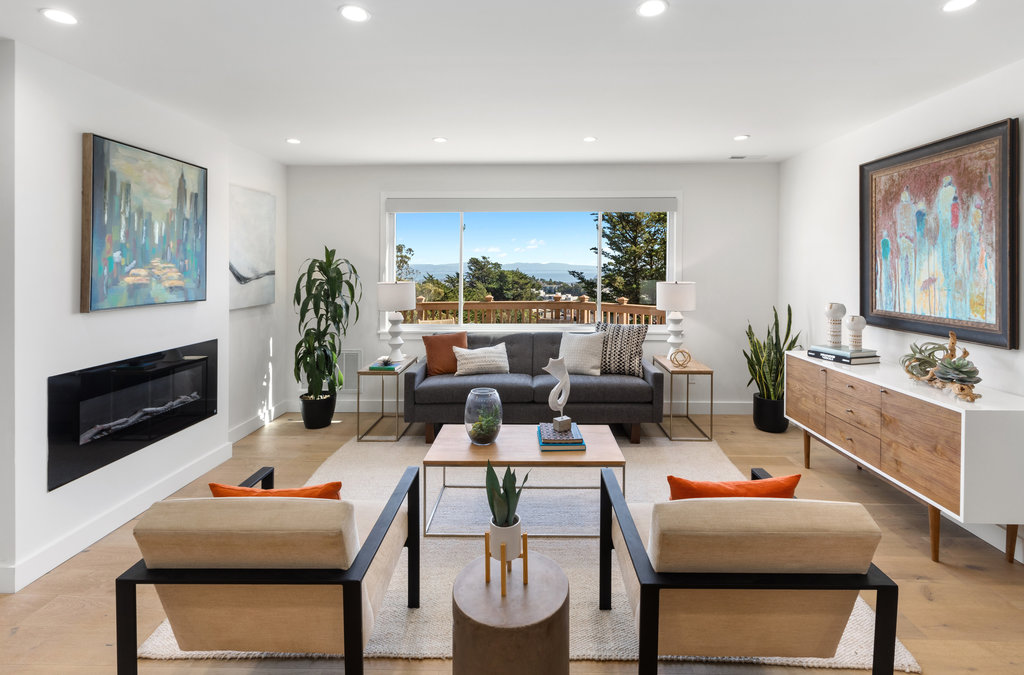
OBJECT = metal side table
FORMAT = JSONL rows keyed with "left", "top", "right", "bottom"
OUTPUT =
{"left": 653, "top": 354, "right": 713, "bottom": 441}
{"left": 356, "top": 357, "right": 417, "bottom": 441}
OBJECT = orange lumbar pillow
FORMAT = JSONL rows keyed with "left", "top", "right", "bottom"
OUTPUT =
{"left": 422, "top": 331, "right": 469, "bottom": 376}
{"left": 208, "top": 481, "right": 342, "bottom": 499}
{"left": 667, "top": 473, "right": 800, "bottom": 500}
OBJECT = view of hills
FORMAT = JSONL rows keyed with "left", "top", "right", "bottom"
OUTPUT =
{"left": 409, "top": 261, "right": 598, "bottom": 284}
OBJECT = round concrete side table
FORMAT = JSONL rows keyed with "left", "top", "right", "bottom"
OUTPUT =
{"left": 452, "top": 552, "right": 569, "bottom": 675}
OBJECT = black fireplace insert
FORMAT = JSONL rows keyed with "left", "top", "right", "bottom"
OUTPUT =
{"left": 47, "top": 339, "right": 217, "bottom": 491}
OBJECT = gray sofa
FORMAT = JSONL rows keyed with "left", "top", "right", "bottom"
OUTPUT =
{"left": 403, "top": 332, "right": 663, "bottom": 443}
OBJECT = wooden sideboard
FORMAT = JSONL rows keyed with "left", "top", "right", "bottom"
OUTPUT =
{"left": 785, "top": 351, "right": 1024, "bottom": 563}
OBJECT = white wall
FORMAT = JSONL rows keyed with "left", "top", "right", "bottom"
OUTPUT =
{"left": 0, "top": 43, "right": 284, "bottom": 592}
{"left": 227, "top": 147, "right": 291, "bottom": 441}
{"left": 779, "top": 56, "right": 1024, "bottom": 558}
{"left": 0, "top": 40, "right": 15, "bottom": 587}
{"left": 287, "top": 163, "right": 780, "bottom": 414}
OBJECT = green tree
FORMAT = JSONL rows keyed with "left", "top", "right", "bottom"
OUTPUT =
{"left": 395, "top": 243, "right": 417, "bottom": 281}
{"left": 570, "top": 212, "right": 666, "bottom": 304}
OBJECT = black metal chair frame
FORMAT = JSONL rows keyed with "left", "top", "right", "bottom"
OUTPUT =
{"left": 116, "top": 465, "right": 420, "bottom": 675}
{"left": 598, "top": 467, "right": 899, "bottom": 674}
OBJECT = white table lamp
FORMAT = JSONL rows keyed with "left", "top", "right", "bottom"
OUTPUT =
{"left": 656, "top": 281, "right": 697, "bottom": 361}
{"left": 378, "top": 281, "right": 417, "bottom": 362}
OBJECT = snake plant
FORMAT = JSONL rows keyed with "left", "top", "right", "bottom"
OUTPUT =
{"left": 743, "top": 305, "right": 800, "bottom": 401}
{"left": 485, "top": 460, "right": 529, "bottom": 527}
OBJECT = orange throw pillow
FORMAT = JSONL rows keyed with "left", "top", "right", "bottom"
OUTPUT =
{"left": 423, "top": 331, "right": 468, "bottom": 376}
{"left": 667, "top": 474, "right": 800, "bottom": 500}
{"left": 208, "top": 481, "right": 341, "bottom": 499}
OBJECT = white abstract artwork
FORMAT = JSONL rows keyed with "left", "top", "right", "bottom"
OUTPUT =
{"left": 229, "top": 184, "right": 276, "bottom": 309}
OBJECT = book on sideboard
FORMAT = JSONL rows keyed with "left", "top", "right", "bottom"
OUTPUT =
{"left": 808, "top": 344, "right": 877, "bottom": 357}
{"left": 807, "top": 349, "right": 880, "bottom": 365}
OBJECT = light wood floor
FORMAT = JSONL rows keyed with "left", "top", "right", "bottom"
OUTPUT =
{"left": 2, "top": 414, "right": 1022, "bottom": 674}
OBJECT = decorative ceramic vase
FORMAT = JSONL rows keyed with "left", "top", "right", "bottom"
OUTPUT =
{"left": 825, "top": 303, "right": 847, "bottom": 347}
{"left": 844, "top": 315, "right": 867, "bottom": 350}
{"left": 489, "top": 515, "right": 522, "bottom": 560}
{"left": 465, "top": 387, "right": 502, "bottom": 445}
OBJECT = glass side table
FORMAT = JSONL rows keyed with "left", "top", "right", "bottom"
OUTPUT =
{"left": 356, "top": 357, "right": 418, "bottom": 442}
{"left": 652, "top": 354, "right": 713, "bottom": 441}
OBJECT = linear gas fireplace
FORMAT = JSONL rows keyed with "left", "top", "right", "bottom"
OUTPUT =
{"left": 47, "top": 339, "right": 217, "bottom": 491}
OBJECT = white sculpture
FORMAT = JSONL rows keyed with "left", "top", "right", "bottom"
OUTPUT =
{"left": 825, "top": 302, "right": 847, "bottom": 347}
{"left": 542, "top": 357, "right": 572, "bottom": 431}
{"left": 844, "top": 315, "right": 867, "bottom": 350}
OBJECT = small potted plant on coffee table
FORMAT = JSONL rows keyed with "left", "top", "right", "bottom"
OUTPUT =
{"left": 486, "top": 460, "right": 529, "bottom": 562}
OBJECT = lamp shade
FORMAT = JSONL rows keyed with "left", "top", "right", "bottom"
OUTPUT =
{"left": 656, "top": 281, "right": 696, "bottom": 312}
{"left": 377, "top": 281, "right": 417, "bottom": 311}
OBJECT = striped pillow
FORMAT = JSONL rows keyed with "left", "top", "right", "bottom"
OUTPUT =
{"left": 595, "top": 323, "right": 648, "bottom": 377}
{"left": 453, "top": 343, "right": 510, "bottom": 376}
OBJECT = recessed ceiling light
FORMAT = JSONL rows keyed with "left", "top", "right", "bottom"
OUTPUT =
{"left": 40, "top": 8, "right": 78, "bottom": 24}
{"left": 942, "top": 0, "right": 976, "bottom": 11}
{"left": 286, "top": 138, "right": 301, "bottom": 145}
{"left": 583, "top": 136, "right": 597, "bottom": 143}
{"left": 339, "top": 5, "right": 371, "bottom": 22}
{"left": 636, "top": 0, "right": 669, "bottom": 18}
{"left": 432, "top": 137, "right": 448, "bottom": 143}
{"left": 734, "top": 134, "right": 751, "bottom": 141}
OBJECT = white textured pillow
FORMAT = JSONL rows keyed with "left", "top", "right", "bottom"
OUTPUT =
{"left": 453, "top": 343, "right": 510, "bottom": 376}
{"left": 558, "top": 332, "right": 605, "bottom": 376}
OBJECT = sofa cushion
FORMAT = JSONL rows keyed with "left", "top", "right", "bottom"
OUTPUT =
{"left": 595, "top": 323, "right": 649, "bottom": 376}
{"left": 667, "top": 474, "right": 800, "bottom": 500}
{"left": 467, "top": 333, "right": 534, "bottom": 374}
{"left": 531, "top": 332, "right": 563, "bottom": 374}
{"left": 559, "top": 332, "right": 605, "bottom": 376}
{"left": 416, "top": 372, "right": 535, "bottom": 404}
{"left": 423, "top": 331, "right": 467, "bottom": 376}
{"left": 208, "top": 481, "right": 342, "bottom": 499}
{"left": 453, "top": 343, "right": 510, "bottom": 375}
{"left": 533, "top": 373, "right": 653, "bottom": 404}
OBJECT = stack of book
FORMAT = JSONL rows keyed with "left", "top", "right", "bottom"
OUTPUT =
{"left": 368, "top": 360, "right": 398, "bottom": 371}
{"left": 537, "top": 422, "right": 586, "bottom": 451}
{"left": 807, "top": 344, "right": 880, "bottom": 365}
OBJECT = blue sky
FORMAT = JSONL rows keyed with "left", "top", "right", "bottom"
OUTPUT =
{"left": 396, "top": 212, "right": 600, "bottom": 266}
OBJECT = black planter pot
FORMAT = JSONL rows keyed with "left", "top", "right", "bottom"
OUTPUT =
{"left": 752, "top": 393, "right": 789, "bottom": 433}
{"left": 300, "top": 393, "right": 336, "bottom": 429}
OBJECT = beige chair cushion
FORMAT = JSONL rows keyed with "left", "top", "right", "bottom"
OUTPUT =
{"left": 612, "top": 498, "right": 881, "bottom": 658}
{"left": 134, "top": 496, "right": 408, "bottom": 654}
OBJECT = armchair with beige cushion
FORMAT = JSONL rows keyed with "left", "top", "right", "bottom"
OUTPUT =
{"left": 116, "top": 465, "right": 419, "bottom": 675}
{"left": 599, "top": 468, "right": 898, "bottom": 674}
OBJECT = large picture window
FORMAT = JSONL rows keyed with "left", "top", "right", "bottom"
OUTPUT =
{"left": 386, "top": 196, "right": 675, "bottom": 326}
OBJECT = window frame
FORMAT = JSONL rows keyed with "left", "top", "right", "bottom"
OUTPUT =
{"left": 378, "top": 191, "right": 682, "bottom": 335}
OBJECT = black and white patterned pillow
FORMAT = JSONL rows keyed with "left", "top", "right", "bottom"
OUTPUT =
{"left": 594, "top": 323, "right": 648, "bottom": 376}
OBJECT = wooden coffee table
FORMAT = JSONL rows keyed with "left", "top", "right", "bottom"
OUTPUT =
{"left": 422, "top": 424, "right": 625, "bottom": 537}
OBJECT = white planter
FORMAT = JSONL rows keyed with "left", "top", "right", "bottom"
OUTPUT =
{"left": 489, "top": 515, "right": 522, "bottom": 560}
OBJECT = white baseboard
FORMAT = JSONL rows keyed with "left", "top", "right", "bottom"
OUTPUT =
{"left": 1, "top": 442, "right": 231, "bottom": 593}
{"left": 228, "top": 398, "right": 291, "bottom": 442}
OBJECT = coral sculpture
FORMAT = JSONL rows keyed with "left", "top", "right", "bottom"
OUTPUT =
{"left": 900, "top": 331, "right": 982, "bottom": 402}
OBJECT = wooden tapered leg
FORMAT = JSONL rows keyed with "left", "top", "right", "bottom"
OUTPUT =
{"left": 929, "top": 506, "right": 941, "bottom": 562}
{"left": 803, "top": 430, "right": 811, "bottom": 469}
{"left": 522, "top": 532, "right": 529, "bottom": 585}
{"left": 1006, "top": 524, "right": 1019, "bottom": 563}
{"left": 484, "top": 532, "right": 491, "bottom": 583}
{"left": 500, "top": 543, "right": 507, "bottom": 597}
{"left": 425, "top": 423, "right": 436, "bottom": 443}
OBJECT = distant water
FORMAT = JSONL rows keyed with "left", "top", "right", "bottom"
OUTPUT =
{"left": 411, "top": 261, "right": 598, "bottom": 284}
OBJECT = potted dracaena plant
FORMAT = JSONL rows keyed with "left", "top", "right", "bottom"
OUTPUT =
{"left": 293, "top": 246, "right": 362, "bottom": 429}
{"left": 743, "top": 304, "right": 800, "bottom": 433}
{"left": 485, "top": 460, "right": 529, "bottom": 560}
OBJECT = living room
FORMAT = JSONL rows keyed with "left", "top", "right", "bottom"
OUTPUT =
{"left": 2, "top": 1, "right": 1024, "bottom": 672}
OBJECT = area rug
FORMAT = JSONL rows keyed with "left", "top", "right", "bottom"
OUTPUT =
{"left": 138, "top": 434, "right": 921, "bottom": 672}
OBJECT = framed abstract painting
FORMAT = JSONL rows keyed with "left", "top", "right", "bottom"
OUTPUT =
{"left": 228, "top": 184, "right": 276, "bottom": 310}
{"left": 859, "top": 119, "right": 1019, "bottom": 349}
{"left": 81, "top": 134, "right": 208, "bottom": 312}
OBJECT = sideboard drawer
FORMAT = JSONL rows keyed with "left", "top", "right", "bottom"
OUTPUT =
{"left": 786, "top": 355, "right": 827, "bottom": 434}
{"left": 826, "top": 414, "right": 882, "bottom": 468}
{"left": 827, "top": 369, "right": 882, "bottom": 408}
{"left": 825, "top": 388, "right": 881, "bottom": 437}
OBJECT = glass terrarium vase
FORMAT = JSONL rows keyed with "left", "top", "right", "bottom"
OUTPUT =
{"left": 465, "top": 387, "right": 502, "bottom": 445}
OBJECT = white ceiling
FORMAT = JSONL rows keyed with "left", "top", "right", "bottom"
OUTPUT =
{"left": 4, "top": 0, "right": 1024, "bottom": 165}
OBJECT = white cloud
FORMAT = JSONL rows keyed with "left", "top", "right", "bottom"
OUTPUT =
{"left": 487, "top": 246, "right": 501, "bottom": 253}
{"left": 525, "top": 238, "right": 546, "bottom": 250}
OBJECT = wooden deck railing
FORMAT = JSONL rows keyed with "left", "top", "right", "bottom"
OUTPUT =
{"left": 407, "top": 296, "right": 665, "bottom": 325}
